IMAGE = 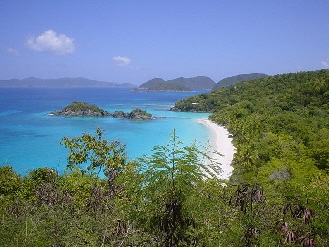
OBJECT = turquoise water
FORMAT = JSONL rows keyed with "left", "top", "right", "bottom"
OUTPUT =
{"left": 0, "top": 88, "right": 210, "bottom": 175}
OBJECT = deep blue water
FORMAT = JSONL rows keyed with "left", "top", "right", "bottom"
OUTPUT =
{"left": 0, "top": 87, "right": 210, "bottom": 175}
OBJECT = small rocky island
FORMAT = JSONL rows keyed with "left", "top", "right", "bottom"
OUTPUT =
{"left": 49, "top": 102, "right": 111, "bottom": 117}
{"left": 49, "top": 101, "right": 154, "bottom": 120}
{"left": 112, "top": 109, "right": 154, "bottom": 120}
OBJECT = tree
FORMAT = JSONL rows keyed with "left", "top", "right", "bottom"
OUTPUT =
{"left": 61, "top": 128, "right": 127, "bottom": 178}
{"left": 132, "top": 129, "right": 221, "bottom": 246}
{"left": 0, "top": 165, "right": 21, "bottom": 197}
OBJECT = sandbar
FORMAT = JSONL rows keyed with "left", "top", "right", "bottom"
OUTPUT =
{"left": 197, "top": 118, "right": 235, "bottom": 179}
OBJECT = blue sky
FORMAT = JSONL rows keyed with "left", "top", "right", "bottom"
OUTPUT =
{"left": 1, "top": 1, "right": 329, "bottom": 85}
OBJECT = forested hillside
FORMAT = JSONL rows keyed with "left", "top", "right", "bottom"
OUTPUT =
{"left": 139, "top": 76, "right": 215, "bottom": 91}
{"left": 212, "top": 73, "right": 268, "bottom": 90}
{"left": 1, "top": 70, "right": 329, "bottom": 246}
{"left": 174, "top": 70, "right": 329, "bottom": 174}
{"left": 173, "top": 70, "right": 329, "bottom": 245}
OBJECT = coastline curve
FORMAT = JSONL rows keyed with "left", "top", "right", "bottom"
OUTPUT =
{"left": 198, "top": 118, "right": 235, "bottom": 179}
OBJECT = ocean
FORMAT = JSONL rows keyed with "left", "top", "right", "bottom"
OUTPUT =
{"left": 0, "top": 87, "right": 211, "bottom": 175}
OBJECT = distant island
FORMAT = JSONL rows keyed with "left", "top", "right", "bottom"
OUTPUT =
{"left": 212, "top": 73, "right": 268, "bottom": 90}
{"left": 49, "top": 102, "right": 154, "bottom": 120}
{"left": 136, "top": 76, "right": 215, "bottom": 91}
{"left": 0, "top": 77, "right": 136, "bottom": 88}
{"left": 1, "top": 74, "right": 268, "bottom": 90}
{"left": 135, "top": 74, "right": 268, "bottom": 92}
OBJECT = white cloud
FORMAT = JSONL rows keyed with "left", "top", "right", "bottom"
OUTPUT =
{"left": 321, "top": 59, "right": 329, "bottom": 69}
{"left": 113, "top": 56, "right": 131, "bottom": 66}
{"left": 7, "top": 48, "right": 20, "bottom": 56}
{"left": 26, "top": 30, "right": 75, "bottom": 55}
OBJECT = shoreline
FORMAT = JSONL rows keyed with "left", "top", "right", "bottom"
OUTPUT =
{"left": 197, "top": 118, "right": 235, "bottom": 179}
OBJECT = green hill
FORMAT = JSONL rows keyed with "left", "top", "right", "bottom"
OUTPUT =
{"left": 174, "top": 69, "right": 329, "bottom": 178}
{"left": 212, "top": 73, "right": 268, "bottom": 90}
{"left": 170, "top": 70, "right": 329, "bottom": 244}
{"left": 139, "top": 76, "right": 215, "bottom": 91}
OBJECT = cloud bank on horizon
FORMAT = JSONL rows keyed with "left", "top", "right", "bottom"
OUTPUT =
{"left": 26, "top": 30, "right": 75, "bottom": 56}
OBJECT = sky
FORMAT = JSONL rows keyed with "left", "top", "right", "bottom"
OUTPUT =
{"left": 1, "top": 1, "right": 329, "bottom": 85}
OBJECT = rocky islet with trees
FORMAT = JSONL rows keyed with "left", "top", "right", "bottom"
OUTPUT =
{"left": 49, "top": 101, "right": 154, "bottom": 120}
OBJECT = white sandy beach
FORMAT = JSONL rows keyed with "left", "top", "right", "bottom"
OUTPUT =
{"left": 198, "top": 118, "right": 235, "bottom": 179}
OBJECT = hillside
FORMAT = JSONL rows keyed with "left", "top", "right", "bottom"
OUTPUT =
{"left": 212, "top": 73, "right": 268, "bottom": 90}
{"left": 171, "top": 70, "right": 329, "bottom": 244}
{"left": 174, "top": 69, "right": 329, "bottom": 185}
{"left": 173, "top": 70, "right": 329, "bottom": 113}
{"left": 0, "top": 77, "right": 136, "bottom": 88}
{"left": 1, "top": 70, "right": 329, "bottom": 246}
{"left": 139, "top": 76, "right": 215, "bottom": 91}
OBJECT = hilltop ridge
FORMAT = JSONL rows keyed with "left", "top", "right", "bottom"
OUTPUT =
{"left": 212, "top": 73, "right": 268, "bottom": 90}
{"left": 138, "top": 76, "right": 215, "bottom": 91}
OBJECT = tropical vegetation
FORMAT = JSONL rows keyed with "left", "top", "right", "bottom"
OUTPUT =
{"left": 1, "top": 70, "right": 329, "bottom": 246}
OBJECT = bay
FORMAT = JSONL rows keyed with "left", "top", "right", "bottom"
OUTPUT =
{"left": 0, "top": 87, "right": 210, "bottom": 175}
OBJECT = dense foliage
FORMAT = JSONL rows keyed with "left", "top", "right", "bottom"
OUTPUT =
{"left": 65, "top": 101, "right": 105, "bottom": 112}
{"left": 174, "top": 69, "right": 329, "bottom": 174}
{"left": 212, "top": 73, "right": 268, "bottom": 90}
{"left": 1, "top": 130, "right": 233, "bottom": 246}
{"left": 173, "top": 70, "right": 329, "bottom": 245}
{"left": 1, "top": 70, "right": 329, "bottom": 246}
